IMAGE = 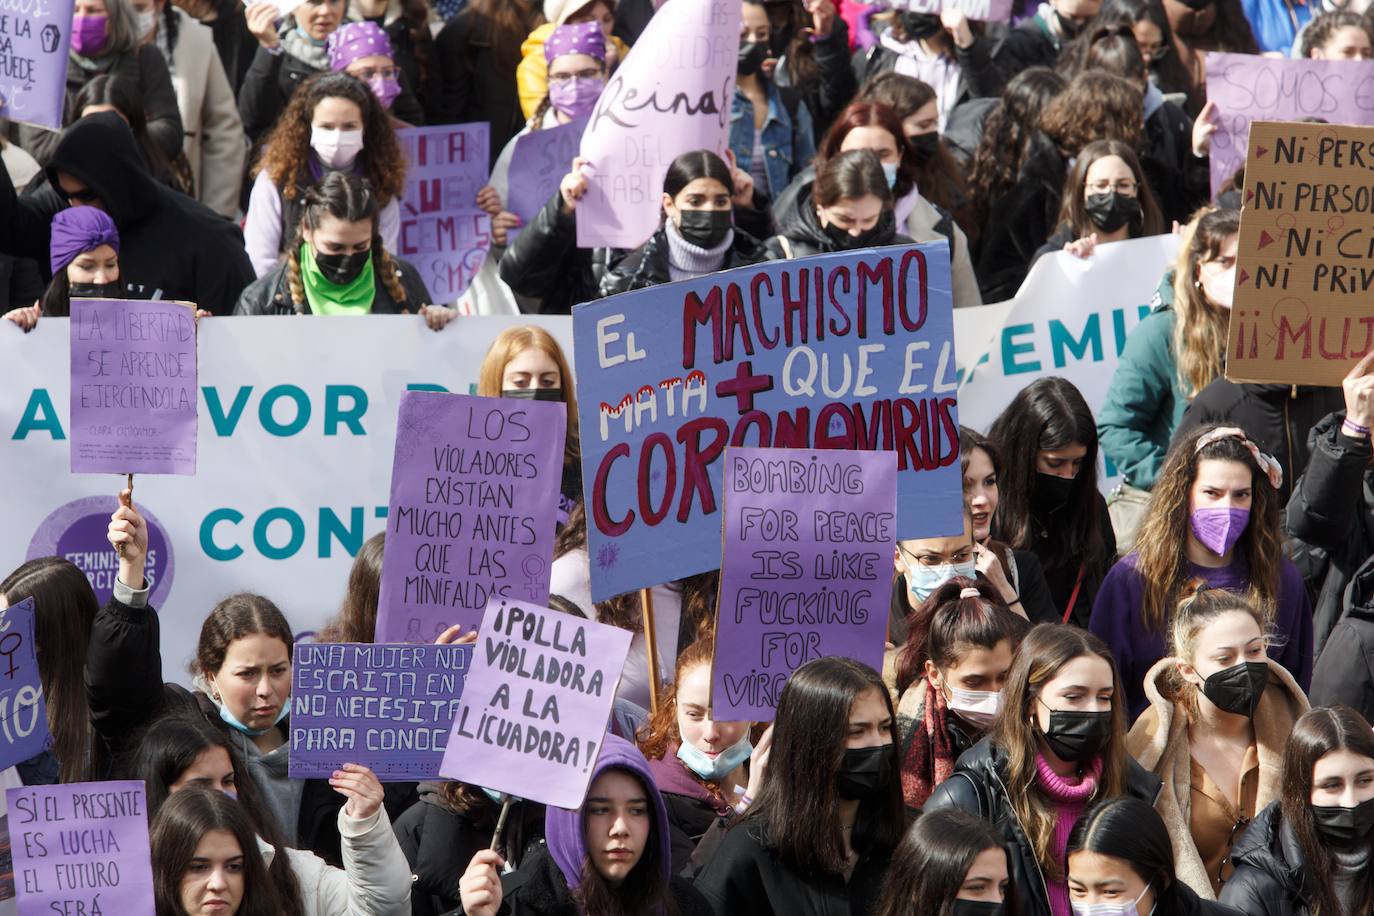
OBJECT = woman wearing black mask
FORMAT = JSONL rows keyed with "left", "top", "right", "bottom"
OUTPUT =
{"left": 875, "top": 808, "right": 1014, "bottom": 916}
{"left": 4, "top": 206, "right": 123, "bottom": 331}
{"left": 763, "top": 149, "right": 912, "bottom": 259}
{"left": 601, "top": 150, "right": 766, "bottom": 295}
{"left": 927, "top": 624, "right": 1161, "bottom": 916}
{"left": 1033, "top": 140, "right": 1164, "bottom": 266}
{"left": 695, "top": 656, "right": 907, "bottom": 916}
{"left": 1220, "top": 705, "right": 1374, "bottom": 916}
{"left": 852, "top": 7, "right": 967, "bottom": 130}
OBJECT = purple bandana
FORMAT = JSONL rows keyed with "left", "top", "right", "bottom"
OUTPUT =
{"left": 327, "top": 21, "right": 394, "bottom": 72}
{"left": 50, "top": 206, "right": 120, "bottom": 275}
{"left": 544, "top": 21, "right": 606, "bottom": 64}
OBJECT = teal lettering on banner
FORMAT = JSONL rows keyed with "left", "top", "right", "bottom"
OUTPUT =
{"left": 204, "top": 386, "right": 253, "bottom": 436}
{"left": 1001, "top": 324, "right": 1040, "bottom": 374}
{"left": 320, "top": 507, "right": 365, "bottom": 557}
{"left": 260, "top": 386, "right": 311, "bottom": 437}
{"left": 202, "top": 508, "right": 245, "bottom": 561}
{"left": 406, "top": 383, "right": 449, "bottom": 393}
{"left": 1050, "top": 314, "right": 1103, "bottom": 367}
{"left": 324, "top": 385, "right": 368, "bottom": 436}
{"left": 11, "top": 390, "right": 65, "bottom": 440}
{"left": 201, "top": 506, "right": 390, "bottom": 561}
{"left": 255, "top": 507, "right": 306, "bottom": 559}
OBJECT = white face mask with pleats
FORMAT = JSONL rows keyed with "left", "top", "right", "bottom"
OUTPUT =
{"left": 1071, "top": 884, "right": 1154, "bottom": 916}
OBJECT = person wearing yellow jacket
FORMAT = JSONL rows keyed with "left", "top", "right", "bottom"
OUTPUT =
{"left": 516, "top": 0, "right": 629, "bottom": 118}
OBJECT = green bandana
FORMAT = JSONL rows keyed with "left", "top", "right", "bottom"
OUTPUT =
{"left": 299, "top": 244, "right": 376, "bottom": 315}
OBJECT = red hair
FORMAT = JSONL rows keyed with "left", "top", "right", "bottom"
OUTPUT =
{"left": 817, "top": 102, "right": 919, "bottom": 200}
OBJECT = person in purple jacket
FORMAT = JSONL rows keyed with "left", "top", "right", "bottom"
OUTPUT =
{"left": 1089, "top": 425, "right": 1313, "bottom": 720}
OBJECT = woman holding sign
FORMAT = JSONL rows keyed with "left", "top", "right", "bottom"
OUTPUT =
{"left": 1032, "top": 139, "right": 1165, "bottom": 266}
{"left": 3, "top": 206, "right": 123, "bottom": 331}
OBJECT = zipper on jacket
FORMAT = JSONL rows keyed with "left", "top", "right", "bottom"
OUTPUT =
{"left": 989, "top": 767, "right": 1053, "bottom": 911}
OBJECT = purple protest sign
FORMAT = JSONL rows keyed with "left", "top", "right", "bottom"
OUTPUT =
{"left": 69, "top": 299, "right": 197, "bottom": 475}
{"left": 289, "top": 642, "right": 472, "bottom": 781}
{"left": 576, "top": 0, "right": 740, "bottom": 248}
{"left": 711, "top": 447, "right": 897, "bottom": 721}
{"left": 0, "top": 599, "right": 50, "bottom": 772}
{"left": 0, "top": 0, "right": 74, "bottom": 130}
{"left": 397, "top": 123, "right": 492, "bottom": 304}
{"left": 374, "top": 391, "right": 567, "bottom": 643}
{"left": 902, "top": 0, "right": 1012, "bottom": 21}
{"left": 7, "top": 781, "right": 154, "bottom": 916}
{"left": 506, "top": 117, "right": 587, "bottom": 243}
{"left": 440, "top": 598, "right": 631, "bottom": 808}
{"left": 1205, "top": 52, "right": 1374, "bottom": 193}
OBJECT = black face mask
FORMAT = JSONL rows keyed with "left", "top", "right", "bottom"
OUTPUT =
{"left": 768, "top": 24, "right": 793, "bottom": 56}
{"left": 952, "top": 903, "right": 1005, "bottom": 916}
{"left": 676, "top": 208, "right": 734, "bottom": 249}
{"left": 901, "top": 11, "right": 944, "bottom": 38}
{"left": 738, "top": 41, "right": 768, "bottom": 77}
{"left": 820, "top": 208, "right": 893, "bottom": 251}
{"left": 313, "top": 250, "right": 371, "bottom": 285}
{"left": 1084, "top": 192, "right": 1143, "bottom": 234}
{"left": 910, "top": 131, "right": 940, "bottom": 167}
{"left": 1312, "top": 797, "right": 1374, "bottom": 848}
{"left": 1055, "top": 10, "right": 1086, "bottom": 37}
{"left": 502, "top": 387, "right": 563, "bottom": 402}
{"left": 1201, "top": 660, "right": 1269, "bottom": 718}
{"left": 1038, "top": 707, "right": 1113, "bottom": 763}
{"left": 836, "top": 744, "right": 894, "bottom": 801}
{"left": 68, "top": 281, "right": 123, "bottom": 299}
{"left": 1032, "top": 471, "right": 1076, "bottom": 516}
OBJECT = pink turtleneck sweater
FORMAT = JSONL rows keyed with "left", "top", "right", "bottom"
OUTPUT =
{"left": 1034, "top": 754, "right": 1103, "bottom": 916}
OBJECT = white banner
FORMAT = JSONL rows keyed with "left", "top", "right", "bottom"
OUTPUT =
{"left": 0, "top": 315, "right": 574, "bottom": 685}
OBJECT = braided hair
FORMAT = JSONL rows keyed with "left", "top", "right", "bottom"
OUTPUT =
{"left": 286, "top": 172, "right": 409, "bottom": 311}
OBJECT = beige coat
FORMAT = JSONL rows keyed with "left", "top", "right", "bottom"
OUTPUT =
{"left": 169, "top": 10, "right": 246, "bottom": 218}
{"left": 905, "top": 194, "right": 983, "bottom": 309}
{"left": 1126, "top": 656, "right": 1308, "bottom": 899}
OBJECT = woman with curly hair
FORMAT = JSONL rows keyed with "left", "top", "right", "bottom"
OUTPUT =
{"left": 1301, "top": 9, "right": 1374, "bottom": 57}
{"left": 244, "top": 71, "right": 405, "bottom": 279}
{"left": 1089, "top": 425, "right": 1312, "bottom": 719}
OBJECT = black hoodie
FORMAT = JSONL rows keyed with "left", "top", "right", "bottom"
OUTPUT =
{"left": 0, "top": 112, "right": 253, "bottom": 316}
{"left": 1309, "top": 554, "right": 1374, "bottom": 723}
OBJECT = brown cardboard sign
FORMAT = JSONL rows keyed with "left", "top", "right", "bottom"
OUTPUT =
{"left": 1228, "top": 120, "right": 1374, "bottom": 386}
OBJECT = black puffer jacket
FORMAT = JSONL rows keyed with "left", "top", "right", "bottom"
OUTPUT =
{"left": 1217, "top": 801, "right": 1316, "bottom": 916}
{"left": 1141, "top": 94, "right": 1210, "bottom": 227}
{"left": 762, "top": 189, "right": 912, "bottom": 259}
{"left": 498, "top": 193, "right": 608, "bottom": 314}
{"left": 236, "top": 44, "right": 322, "bottom": 144}
{"left": 233, "top": 254, "right": 430, "bottom": 315}
{"left": 1310, "top": 554, "right": 1374, "bottom": 723}
{"left": 432, "top": 10, "right": 535, "bottom": 167}
{"left": 600, "top": 225, "right": 766, "bottom": 297}
{"left": 925, "top": 738, "right": 1163, "bottom": 916}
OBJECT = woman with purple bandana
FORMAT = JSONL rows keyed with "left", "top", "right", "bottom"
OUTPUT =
{"left": 457, "top": 735, "right": 711, "bottom": 916}
{"left": 1089, "top": 425, "right": 1313, "bottom": 719}
{"left": 3, "top": 206, "right": 121, "bottom": 331}
{"left": 327, "top": 21, "right": 426, "bottom": 127}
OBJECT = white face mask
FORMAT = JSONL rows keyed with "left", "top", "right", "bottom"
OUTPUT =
{"left": 1201, "top": 264, "right": 1235, "bottom": 309}
{"left": 945, "top": 683, "right": 1002, "bottom": 729}
{"left": 311, "top": 127, "right": 365, "bottom": 170}
{"left": 135, "top": 8, "right": 156, "bottom": 37}
{"left": 1072, "top": 883, "right": 1153, "bottom": 916}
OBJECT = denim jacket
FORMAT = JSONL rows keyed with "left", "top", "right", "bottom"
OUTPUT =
{"left": 729, "top": 82, "right": 816, "bottom": 201}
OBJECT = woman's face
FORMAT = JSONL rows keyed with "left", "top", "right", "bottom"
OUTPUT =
{"left": 209, "top": 634, "right": 292, "bottom": 732}
{"left": 675, "top": 663, "right": 751, "bottom": 755}
{"left": 1034, "top": 654, "right": 1115, "bottom": 732}
{"left": 740, "top": 3, "right": 770, "bottom": 45}
{"left": 1188, "top": 457, "right": 1253, "bottom": 515}
{"left": 1068, "top": 850, "right": 1155, "bottom": 915}
{"left": 1083, "top": 155, "right": 1138, "bottom": 201}
{"left": 293, "top": 0, "right": 344, "bottom": 41}
{"left": 1035, "top": 442, "right": 1088, "bottom": 478}
{"left": 1195, "top": 232, "right": 1239, "bottom": 308}
{"left": 901, "top": 99, "right": 940, "bottom": 142}
{"left": 663, "top": 176, "right": 732, "bottom": 225}
{"left": 895, "top": 513, "right": 976, "bottom": 576}
{"left": 169, "top": 747, "right": 238, "bottom": 798}
{"left": 1312, "top": 25, "right": 1373, "bottom": 58}
{"left": 927, "top": 639, "right": 1015, "bottom": 694}
{"left": 840, "top": 125, "right": 902, "bottom": 165}
{"left": 179, "top": 829, "right": 245, "bottom": 916}
{"left": 845, "top": 686, "right": 894, "bottom": 749}
{"left": 584, "top": 769, "right": 652, "bottom": 885}
{"left": 1312, "top": 749, "right": 1374, "bottom": 807}
{"left": 345, "top": 54, "right": 399, "bottom": 83}
{"left": 74, "top": 0, "right": 107, "bottom": 16}
{"left": 304, "top": 214, "right": 373, "bottom": 259}
{"left": 1132, "top": 19, "right": 1167, "bottom": 63}
{"left": 817, "top": 195, "right": 885, "bottom": 236}
{"left": 502, "top": 347, "right": 561, "bottom": 391}
{"left": 67, "top": 244, "right": 119, "bottom": 286}
{"left": 311, "top": 96, "right": 364, "bottom": 133}
{"left": 963, "top": 446, "right": 998, "bottom": 542}
{"left": 958, "top": 846, "right": 1010, "bottom": 904}
{"left": 568, "top": 0, "right": 615, "bottom": 37}
{"left": 1180, "top": 609, "right": 1264, "bottom": 687}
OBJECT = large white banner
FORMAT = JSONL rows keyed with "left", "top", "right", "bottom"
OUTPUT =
{"left": 1, "top": 315, "right": 573, "bottom": 684}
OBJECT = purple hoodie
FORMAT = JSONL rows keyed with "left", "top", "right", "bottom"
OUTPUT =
{"left": 545, "top": 734, "right": 674, "bottom": 897}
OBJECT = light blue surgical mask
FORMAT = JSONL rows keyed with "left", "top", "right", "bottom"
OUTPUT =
{"left": 882, "top": 161, "right": 899, "bottom": 188}
{"left": 1072, "top": 884, "right": 1154, "bottom": 916}
{"left": 677, "top": 734, "right": 753, "bottom": 781}
{"left": 904, "top": 559, "right": 977, "bottom": 604}
{"left": 480, "top": 786, "right": 505, "bottom": 804}
{"left": 218, "top": 700, "right": 289, "bottom": 737}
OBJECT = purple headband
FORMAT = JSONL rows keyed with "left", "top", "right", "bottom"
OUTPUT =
{"left": 327, "top": 21, "right": 394, "bottom": 73}
{"left": 544, "top": 21, "right": 606, "bottom": 64}
{"left": 50, "top": 206, "right": 119, "bottom": 275}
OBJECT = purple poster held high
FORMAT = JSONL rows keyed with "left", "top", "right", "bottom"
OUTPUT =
{"left": 506, "top": 117, "right": 587, "bottom": 243}
{"left": 440, "top": 598, "right": 631, "bottom": 808}
{"left": 69, "top": 299, "right": 198, "bottom": 475}
{"left": 0, "top": 598, "right": 50, "bottom": 772}
{"left": 374, "top": 391, "right": 567, "bottom": 643}
{"left": 0, "top": 0, "right": 74, "bottom": 130}
{"left": 711, "top": 447, "right": 897, "bottom": 721}
{"left": 7, "top": 781, "right": 154, "bottom": 916}
{"left": 397, "top": 123, "right": 492, "bottom": 303}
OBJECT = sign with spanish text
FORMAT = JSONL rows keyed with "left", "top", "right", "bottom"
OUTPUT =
{"left": 0, "top": 598, "right": 49, "bottom": 772}
{"left": 0, "top": 0, "right": 73, "bottom": 130}
{"left": 507, "top": 117, "right": 587, "bottom": 243}
{"left": 397, "top": 123, "right": 492, "bottom": 304}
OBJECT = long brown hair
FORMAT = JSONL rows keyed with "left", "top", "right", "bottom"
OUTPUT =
{"left": 193, "top": 593, "right": 295, "bottom": 680}
{"left": 1132, "top": 425, "right": 1285, "bottom": 636}
{"left": 317, "top": 532, "right": 384, "bottom": 644}
{"left": 1039, "top": 70, "right": 1143, "bottom": 157}
{"left": 284, "top": 172, "right": 409, "bottom": 310}
{"left": 1171, "top": 207, "right": 1239, "bottom": 399}
{"left": 989, "top": 624, "right": 1128, "bottom": 881}
{"left": 477, "top": 325, "right": 581, "bottom": 469}
{"left": 1054, "top": 139, "right": 1164, "bottom": 239}
{"left": 968, "top": 68, "right": 1065, "bottom": 228}
{"left": 817, "top": 102, "right": 919, "bottom": 200}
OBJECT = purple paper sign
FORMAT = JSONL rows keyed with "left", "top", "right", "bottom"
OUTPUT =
{"left": 440, "top": 598, "right": 631, "bottom": 808}
{"left": 576, "top": 0, "right": 740, "bottom": 248}
{"left": 289, "top": 642, "right": 472, "bottom": 781}
{"left": 374, "top": 391, "right": 568, "bottom": 643}
{"left": 69, "top": 299, "right": 197, "bottom": 475}
{"left": 1206, "top": 52, "right": 1374, "bottom": 193}
{"left": 506, "top": 117, "right": 587, "bottom": 243}
{"left": 711, "top": 447, "right": 897, "bottom": 721}
{"left": 397, "top": 124, "right": 492, "bottom": 304}
{"left": 0, "top": 0, "right": 74, "bottom": 130}
{"left": 7, "top": 781, "right": 154, "bottom": 916}
{"left": 903, "top": 0, "right": 1012, "bottom": 21}
{"left": 0, "top": 599, "right": 50, "bottom": 771}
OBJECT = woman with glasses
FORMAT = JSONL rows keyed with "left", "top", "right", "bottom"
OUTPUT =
{"left": 1033, "top": 139, "right": 1164, "bottom": 265}
{"left": 327, "top": 21, "right": 425, "bottom": 126}
{"left": 1098, "top": 0, "right": 1194, "bottom": 101}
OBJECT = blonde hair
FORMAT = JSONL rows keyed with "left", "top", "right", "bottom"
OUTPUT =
{"left": 477, "top": 326, "right": 581, "bottom": 469}
{"left": 1170, "top": 207, "right": 1240, "bottom": 399}
{"left": 1166, "top": 584, "right": 1266, "bottom": 716}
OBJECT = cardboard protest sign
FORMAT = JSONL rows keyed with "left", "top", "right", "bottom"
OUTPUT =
{"left": 576, "top": 0, "right": 740, "bottom": 248}
{"left": 1227, "top": 121, "right": 1374, "bottom": 386}
{"left": 69, "top": 299, "right": 198, "bottom": 475}
{"left": 1205, "top": 52, "right": 1374, "bottom": 194}
{"left": 397, "top": 124, "right": 492, "bottom": 304}
{"left": 507, "top": 117, "right": 587, "bottom": 243}
{"left": 290, "top": 642, "right": 472, "bottom": 780}
{"left": 0, "top": 0, "right": 74, "bottom": 130}
{"left": 440, "top": 598, "right": 631, "bottom": 808}
{"left": 7, "top": 781, "right": 154, "bottom": 916}
{"left": 899, "top": 0, "right": 1012, "bottom": 22}
{"left": 572, "top": 242, "right": 962, "bottom": 602}
{"left": 374, "top": 391, "right": 567, "bottom": 643}
{"left": 711, "top": 448, "right": 896, "bottom": 720}
{"left": 0, "top": 599, "right": 50, "bottom": 773}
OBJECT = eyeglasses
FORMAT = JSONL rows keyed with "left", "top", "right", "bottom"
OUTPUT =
{"left": 548, "top": 68, "right": 603, "bottom": 85}
{"left": 900, "top": 546, "right": 976, "bottom": 567}
{"left": 350, "top": 66, "right": 399, "bottom": 82}
{"left": 1086, "top": 179, "right": 1138, "bottom": 194}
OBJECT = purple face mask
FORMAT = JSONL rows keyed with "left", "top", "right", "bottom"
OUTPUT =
{"left": 70, "top": 13, "right": 109, "bottom": 56}
{"left": 548, "top": 76, "right": 604, "bottom": 120}
{"left": 1190, "top": 506, "right": 1250, "bottom": 557}
{"left": 368, "top": 75, "right": 402, "bottom": 111}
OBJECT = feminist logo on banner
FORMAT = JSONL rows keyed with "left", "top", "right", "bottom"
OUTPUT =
{"left": 374, "top": 391, "right": 567, "bottom": 643}
{"left": 576, "top": 0, "right": 741, "bottom": 249}
{"left": 1227, "top": 121, "right": 1374, "bottom": 386}
{"left": 440, "top": 598, "right": 631, "bottom": 809}
{"left": 0, "top": 0, "right": 74, "bottom": 130}
{"left": 69, "top": 299, "right": 198, "bottom": 475}
{"left": 506, "top": 116, "right": 588, "bottom": 243}
{"left": 572, "top": 243, "right": 962, "bottom": 602}
{"left": 7, "top": 781, "right": 154, "bottom": 916}
{"left": 711, "top": 448, "right": 896, "bottom": 720}
{"left": 289, "top": 642, "right": 472, "bottom": 780}
{"left": 0, "top": 599, "right": 50, "bottom": 772}
{"left": 397, "top": 124, "right": 492, "bottom": 304}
